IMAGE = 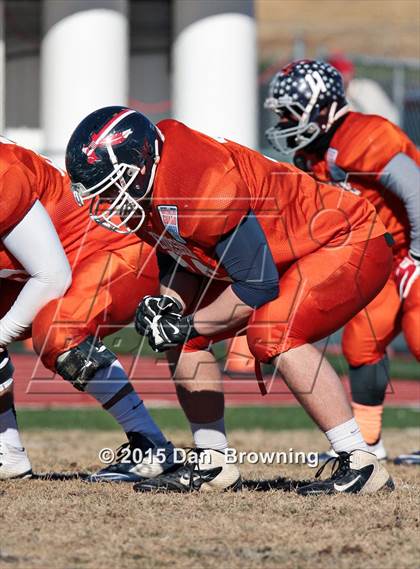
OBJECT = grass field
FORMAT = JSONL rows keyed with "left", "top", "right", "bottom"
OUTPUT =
{"left": 1, "top": 427, "right": 419, "bottom": 569}
{"left": 1, "top": 407, "right": 419, "bottom": 569}
{"left": 15, "top": 405, "right": 420, "bottom": 432}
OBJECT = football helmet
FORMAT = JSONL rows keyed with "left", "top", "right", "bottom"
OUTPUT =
{"left": 264, "top": 60, "right": 350, "bottom": 154}
{"left": 65, "top": 106, "right": 163, "bottom": 233}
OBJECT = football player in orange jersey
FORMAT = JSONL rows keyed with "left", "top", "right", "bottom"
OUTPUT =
{"left": 67, "top": 106, "right": 395, "bottom": 495}
{"left": 0, "top": 135, "right": 175, "bottom": 481}
{"left": 264, "top": 59, "right": 420, "bottom": 464}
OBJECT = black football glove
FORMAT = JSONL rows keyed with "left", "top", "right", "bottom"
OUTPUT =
{"left": 147, "top": 312, "right": 199, "bottom": 352}
{"left": 135, "top": 295, "right": 199, "bottom": 352}
{"left": 0, "top": 349, "right": 14, "bottom": 395}
{"left": 135, "top": 295, "right": 184, "bottom": 336}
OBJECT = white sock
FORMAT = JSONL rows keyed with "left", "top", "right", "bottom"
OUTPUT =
{"left": 190, "top": 418, "right": 228, "bottom": 452}
{"left": 326, "top": 418, "right": 368, "bottom": 453}
{"left": 0, "top": 409, "right": 24, "bottom": 448}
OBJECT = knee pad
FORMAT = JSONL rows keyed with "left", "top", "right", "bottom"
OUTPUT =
{"left": 0, "top": 350, "right": 14, "bottom": 394}
{"left": 349, "top": 355, "right": 390, "bottom": 406}
{"left": 56, "top": 336, "right": 117, "bottom": 392}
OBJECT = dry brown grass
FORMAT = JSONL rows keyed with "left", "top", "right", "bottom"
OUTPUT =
{"left": 0, "top": 429, "right": 419, "bottom": 569}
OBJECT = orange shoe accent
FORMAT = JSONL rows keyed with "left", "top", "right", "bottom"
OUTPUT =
{"left": 352, "top": 402, "right": 384, "bottom": 445}
{"left": 22, "top": 338, "right": 34, "bottom": 353}
{"left": 225, "top": 336, "right": 255, "bottom": 375}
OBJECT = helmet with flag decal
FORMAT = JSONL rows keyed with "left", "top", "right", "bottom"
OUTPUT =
{"left": 264, "top": 60, "right": 349, "bottom": 154}
{"left": 65, "top": 106, "right": 163, "bottom": 234}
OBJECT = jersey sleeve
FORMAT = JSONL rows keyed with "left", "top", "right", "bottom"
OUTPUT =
{"left": 336, "top": 116, "right": 419, "bottom": 178}
{"left": 0, "top": 163, "right": 38, "bottom": 237}
{"left": 215, "top": 211, "right": 279, "bottom": 308}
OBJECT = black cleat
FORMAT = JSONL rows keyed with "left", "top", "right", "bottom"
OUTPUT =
{"left": 133, "top": 448, "right": 242, "bottom": 493}
{"left": 393, "top": 450, "right": 420, "bottom": 465}
{"left": 297, "top": 449, "right": 394, "bottom": 496}
{"left": 86, "top": 432, "right": 175, "bottom": 483}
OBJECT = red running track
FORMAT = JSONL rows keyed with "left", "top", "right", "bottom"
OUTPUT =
{"left": 11, "top": 354, "right": 420, "bottom": 408}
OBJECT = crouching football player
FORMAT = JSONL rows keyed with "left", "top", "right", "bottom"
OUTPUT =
{"left": 0, "top": 136, "right": 174, "bottom": 481}
{"left": 66, "top": 106, "right": 395, "bottom": 495}
{"left": 264, "top": 59, "right": 420, "bottom": 464}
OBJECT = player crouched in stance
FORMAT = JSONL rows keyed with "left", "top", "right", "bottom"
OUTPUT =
{"left": 265, "top": 60, "right": 420, "bottom": 465}
{"left": 0, "top": 135, "right": 174, "bottom": 482}
{"left": 66, "top": 106, "right": 395, "bottom": 495}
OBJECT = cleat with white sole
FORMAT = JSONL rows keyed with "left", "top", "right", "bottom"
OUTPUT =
{"left": 297, "top": 449, "right": 394, "bottom": 496}
{"left": 133, "top": 448, "right": 242, "bottom": 493}
{"left": 87, "top": 432, "right": 176, "bottom": 483}
{"left": 0, "top": 437, "right": 32, "bottom": 480}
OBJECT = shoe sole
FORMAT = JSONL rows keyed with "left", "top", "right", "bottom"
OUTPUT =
{"left": 85, "top": 475, "right": 149, "bottom": 483}
{"left": 0, "top": 469, "right": 33, "bottom": 480}
{"left": 134, "top": 476, "right": 243, "bottom": 494}
{"left": 297, "top": 474, "right": 395, "bottom": 496}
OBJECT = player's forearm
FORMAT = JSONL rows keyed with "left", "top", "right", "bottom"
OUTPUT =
{"left": 380, "top": 153, "right": 420, "bottom": 256}
{"left": 0, "top": 276, "right": 70, "bottom": 346}
{"left": 0, "top": 201, "right": 72, "bottom": 347}
{"left": 193, "top": 286, "right": 253, "bottom": 336}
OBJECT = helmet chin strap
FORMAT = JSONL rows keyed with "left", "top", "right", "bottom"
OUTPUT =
{"left": 326, "top": 102, "right": 350, "bottom": 131}
{"left": 143, "top": 138, "right": 161, "bottom": 198}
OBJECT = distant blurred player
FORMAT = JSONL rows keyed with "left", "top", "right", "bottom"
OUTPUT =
{"left": 0, "top": 136, "right": 174, "bottom": 480}
{"left": 328, "top": 53, "right": 399, "bottom": 124}
{"left": 265, "top": 59, "right": 420, "bottom": 463}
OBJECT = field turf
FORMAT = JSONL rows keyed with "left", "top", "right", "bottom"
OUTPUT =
{"left": 15, "top": 405, "right": 420, "bottom": 432}
{"left": 1, "top": 425, "right": 419, "bottom": 569}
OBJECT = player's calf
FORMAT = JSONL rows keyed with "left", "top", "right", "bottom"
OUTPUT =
{"left": 0, "top": 355, "right": 32, "bottom": 479}
{"left": 55, "top": 336, "right": 170, "bottom": 463}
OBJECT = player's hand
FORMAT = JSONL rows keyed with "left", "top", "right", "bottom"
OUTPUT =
{"left": 0, "top": 349, "right": 14, "bottom": 396}
{"left": 147, "top": 312, "right": 198, "bottom": 352}
{"left": 395, "top": 252, "right": 420, "bottom": 299}
{"left": 135, "top": 295, "right": 183, "bottom": 336}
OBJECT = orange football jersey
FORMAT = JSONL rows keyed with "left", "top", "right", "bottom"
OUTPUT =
{"left": 0, "top": 138, "right": 139, "bottom": 281}
{"left": 295, "top": 112, "right": 420, "bottom": 258}
{"left": 136, "top": 120, "right": 386, "bottom": 279}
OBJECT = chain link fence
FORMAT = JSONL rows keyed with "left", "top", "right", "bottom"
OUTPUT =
{"left": 258, "top": 51, "right": 420, "bottom": 156}
{"left": 351, "top": 55, "right": 420, "bottom": 144}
